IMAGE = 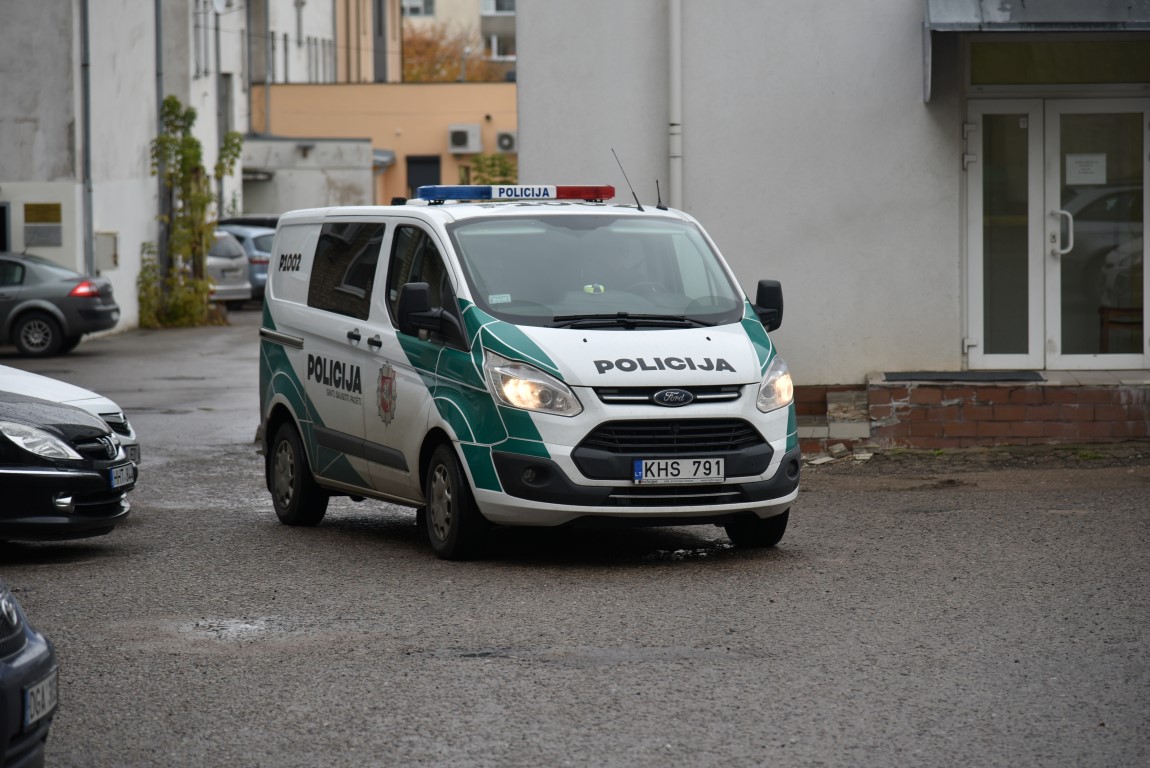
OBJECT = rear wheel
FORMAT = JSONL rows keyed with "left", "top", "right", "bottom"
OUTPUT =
{"left": 724, "top": 509, "right": 789, "bottom": 548}
{"left": 269, "top": 423, "right": 328, "bottom": 526}
{"left": 424, "top": 444, "right": 488, "bottom": 560}
{"left": 13, "top": 312, "right": 63, "bottom": 357}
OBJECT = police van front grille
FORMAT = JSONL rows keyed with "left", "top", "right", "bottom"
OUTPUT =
{"left": 578, "top": 419, "right": 764, "bottom": 455}
{"left": 594, "top": 385, "right": 742, "bottom": 405}
{"left": 605, "top": 484, "right": 743, "bottom": 507}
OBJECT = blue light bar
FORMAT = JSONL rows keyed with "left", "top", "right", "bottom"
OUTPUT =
{"left": 415, "top": 185, "right": 615, "bottom": 202}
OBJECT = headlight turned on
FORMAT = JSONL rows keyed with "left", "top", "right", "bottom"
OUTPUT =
{"left": 483, "top": 350, "right": 583, "bottom": 417}
{"left": 755, "top": 356, "right": 794, "bottom": 413}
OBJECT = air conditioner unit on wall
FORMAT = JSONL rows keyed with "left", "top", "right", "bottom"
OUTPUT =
{"left": 448, "top": 124, "right": 482, "bottom": 154}
{"left": 496, "top": 131, "right": 518, "bottom": 153}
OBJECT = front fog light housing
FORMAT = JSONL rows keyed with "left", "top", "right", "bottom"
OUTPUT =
{"left": 755, "top": 356, "right": 794, "bottom": 413}
{"left": 484, "top": 351, "right": 582, "bottom": 417}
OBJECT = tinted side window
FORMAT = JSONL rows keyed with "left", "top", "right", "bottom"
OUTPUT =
{"left": 386, "top": 226, "right": 453, "bottom": 325}
{"left": 306, "top": 222, "right": 386, "bottom": 320}
{"left": 0, "top": 260, "right": 23, "bottom": 287}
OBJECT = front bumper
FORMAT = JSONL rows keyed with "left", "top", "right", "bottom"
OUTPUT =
{"left": 0, "top": 625, "right": 56, "bottom": 768}
{"left": 476, "top": 443, "right": 800, "bottom": 527}
{"left": 0, "top": 463, "right": 135, "bottom": 540}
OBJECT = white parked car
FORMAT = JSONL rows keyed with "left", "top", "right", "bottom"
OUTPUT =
{"left": 0, "top": 364, "right": 140, "bottom": 465}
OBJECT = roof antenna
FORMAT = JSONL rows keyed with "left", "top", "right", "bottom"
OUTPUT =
{"left": 611, "top": 148, "right": 644, "bottom": 212}
{"left": 655, "top": 180, "right": 668, "bottom": 211}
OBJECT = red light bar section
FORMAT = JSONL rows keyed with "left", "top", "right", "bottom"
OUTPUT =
{"left": 554, "top": 185, "right": 615, "bottom": 200}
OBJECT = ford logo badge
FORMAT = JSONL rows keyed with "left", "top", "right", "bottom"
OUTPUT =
{"left": 653, "top": 388, "right": 694, "bottom": 407}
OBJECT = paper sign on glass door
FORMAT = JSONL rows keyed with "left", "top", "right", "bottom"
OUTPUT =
{"left": 1066, "top": 154, "right": 1107, "bottom": 185}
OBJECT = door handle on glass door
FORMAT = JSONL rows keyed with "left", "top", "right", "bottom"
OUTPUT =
{"left": 1051, "top": 210, "right": 1074, "bottom": 257}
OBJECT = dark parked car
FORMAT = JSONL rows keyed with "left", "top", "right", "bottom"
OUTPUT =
{"left": 0, "top": 578, "right": 57, "bottom": 768}
{"left": 0, "top": 390, "right": 136, "bottom": 541}
{"left": 0, "top": 252, "right": 120, "bottom": 357}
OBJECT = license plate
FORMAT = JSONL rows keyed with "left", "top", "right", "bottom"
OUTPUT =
{"left": 109, "top": 464, "right": 135, "bottom": 489}
{"left": 126, "top": 444, "right": 141, "bottom": 464}
{"left": 633, "top": 458, "right": 725, "bottom": 485}
{"left": 24, "top": 668, "right": 58, "bottom": 729}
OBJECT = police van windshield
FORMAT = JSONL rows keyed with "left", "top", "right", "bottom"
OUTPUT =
{"left": 446, "top": 215, "right": 745, "bottom": 328}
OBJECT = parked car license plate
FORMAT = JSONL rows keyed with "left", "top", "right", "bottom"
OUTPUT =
{"left": 633, "top": 458, "right": 724, "bottom": 485}
{"left": 126, "top": 444, "right": 141, "bottom": 464}
{"left": 109, "top": 464, "right": 134, "bottom": 489}
{"left": 24, "top": 668, "right": 58, "bottom": 729}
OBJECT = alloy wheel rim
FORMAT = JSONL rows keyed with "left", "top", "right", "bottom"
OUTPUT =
{"left": 429, "top": 464, "right": 452, "bottom": 542}
{"left": 21, "top": 321, "right": 51, "bottom": 351}
{"left": 274, "top": 441, "right": 295, "bottom": 508}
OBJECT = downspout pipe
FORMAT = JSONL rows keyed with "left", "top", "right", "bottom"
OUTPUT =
{"left": 155, "top": 0, "right": 168, "bottom": 280}
{"left": 80, "top": 0, "right": 94, "bottom": 274}
{"left": 668, "top": 0, "right": 683, "bottom": 209}
{"left": 215, "top": 9, "right": 224, "bottom": 214}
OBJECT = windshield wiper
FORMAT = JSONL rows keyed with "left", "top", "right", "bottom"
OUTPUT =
{"left": 551, "top": 312, "right": 710, "bottom": 329}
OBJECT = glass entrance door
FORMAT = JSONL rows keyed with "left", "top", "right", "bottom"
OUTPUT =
{"left": 1045, "top": 100, "right": 1148, "bottom": 369}
{"left": 968, "top": 99, "right": 1149, "bottom": 369}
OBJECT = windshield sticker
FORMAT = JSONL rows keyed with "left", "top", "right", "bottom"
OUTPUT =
{"left": 377, "top": 362, "right": 397, "bottom": 425}
{"left": 488, "top": 293, "right": 512, "bottom": 304}
{"left": 594, "top": 357, "right": 735, "bottom": 374}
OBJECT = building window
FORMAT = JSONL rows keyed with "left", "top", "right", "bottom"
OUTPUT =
{"left": 401, "top": 0, "right": 435, "bottom": 16}
{"left": 482, "top": 0, "right": 515, "bottom": 13}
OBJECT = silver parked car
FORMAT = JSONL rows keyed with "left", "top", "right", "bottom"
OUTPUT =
{"left": 218, "top": 223, "right": 275, "bottom": 301}
{"left": 207, "top": 230, "right": 252, "bottom": 309}
{"left": 0, "top": 252, "right": 121, "bottom": 357}
{"left": 0, "top": 364, "right": 141, "bottom": 465}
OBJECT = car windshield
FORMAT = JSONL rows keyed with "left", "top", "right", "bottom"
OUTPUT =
{"left": 446, "top": 214, "right": 745, "bottom": 328}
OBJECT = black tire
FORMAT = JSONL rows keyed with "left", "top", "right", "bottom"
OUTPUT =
{"left": 424, "top": 444, "right": 488, "bottom": 560}
{"left": 58, "top": 335, "right": 83, "bottom": 353}
{"left": 724, "top": 509, "right": 789, "bottom": 548}
{"left": 13, "top": 312, "right": 63, "bottom": 357}
{"left": 269, "top": 423, "right": 328, "bottom": 526}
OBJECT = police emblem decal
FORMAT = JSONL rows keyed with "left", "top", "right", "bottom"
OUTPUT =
{"left": 377, "top": 363, "right": 398, "bottom": 425}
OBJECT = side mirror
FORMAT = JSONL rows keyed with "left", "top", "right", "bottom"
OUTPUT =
{"left": 397, "top": 281, "right": 466, "bottom": 347}
{"left": 753, "top": 279, "right": 784, "bottom": 331}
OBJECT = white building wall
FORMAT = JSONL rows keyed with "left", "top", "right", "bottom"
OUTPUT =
{"left": 269, "top": 0, "right": 337, "bottom": 83}
{"left": 88, "top": 0, "right": 159, "bottom": 329}
{"left": 518, "top": 0, "right": 962, "bottom": 386}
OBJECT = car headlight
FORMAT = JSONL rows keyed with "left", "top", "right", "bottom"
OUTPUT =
{"left": 0, "top": 420, "right": 83, "bottom": 460}
{"left": 755, "top": 356, "right": 794, "bottom": 413}
{"left": 484, "top": 351, "right": 583, "bottom": 417}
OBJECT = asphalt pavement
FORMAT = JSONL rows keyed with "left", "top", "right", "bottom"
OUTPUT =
{"left": 1, "top": 307, "right": 1147, "bottom": 768}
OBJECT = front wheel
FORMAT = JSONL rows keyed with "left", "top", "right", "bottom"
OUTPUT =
{"left": 724, "top": 509, "right": 789, "bottom": 548}
{"left": 424, "top": 444, "right": 488, "bottom": 560}
{"left": 269, "top": 423, "right": 328, "bottom": 526}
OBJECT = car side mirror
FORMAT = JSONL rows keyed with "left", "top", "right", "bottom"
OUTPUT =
{"left": 397, "top": 281, "right": 465, "bottom": 347}
{"left": 753, "top": 279, "right": 784, "bottom": 331}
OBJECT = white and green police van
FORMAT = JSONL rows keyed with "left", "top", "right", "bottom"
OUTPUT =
{"left": 259, "top": 184, "right": 799, "bottom": 559}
